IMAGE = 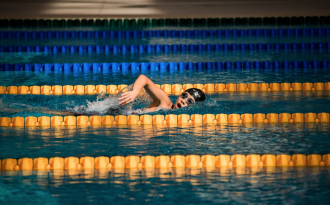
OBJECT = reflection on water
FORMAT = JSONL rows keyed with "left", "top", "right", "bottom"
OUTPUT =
{"left": 0, "top": 50, "right": 330, "bottom": 65}
{"left": 1, "top": 167, "right": 330, "bottom": 204}
{"left": 1, "top": 66, "right": 330, "bottom": 86}
{"left": 1, "top": 36, "right": 329, "bottom": 46}
{"left": 0, "top": 124, "right": 329, "bottom": 159}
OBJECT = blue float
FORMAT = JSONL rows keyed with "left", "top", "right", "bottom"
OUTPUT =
{"left": 214, "top": 62, "right": 223, "bottom": 70}
{"left": 243, "top": 62, "right": 251, "bottom": 69}
{"left": 111, "top": 63, "right": 119, "bottom": 72}
{"left": 120, "top": 63, "right": 129, "bottom": 73}
{"left": 44, "top": 64, "right": 52, "bottom": 72}
{"left": 129, "top": 62, "right": 138, "bottom": 72}
{"left": 1, "top": 27, "right": 330, "bottom": 40}
{"left": 72, "top": 63, "right": 80, "bottom": 72}
{"left": 54, "top": 63, "right": 63, "bottom": 72}
{"left": 139, "top": 63, "right": 148, "bottom": 72}
{"left": 282, "top": 61, "right": 290, "bottom": 69}
{"left": 82, "top": 63, "right": 90, "bottom": 72}
{"left": 101, "top": 63, "right": 110, "bottom": 73}
{"left": 168, "top": 62, "right": 176, "bottom": 72}
{"left": 178, "top": 62, "right": 185, "bottom": 71}
{"left": 186, "top": 62, "right": 194, "bottom": 70}
{"left": 1, "top": 60, "right": 330, "bottom": 73}
{"left": 196, "top": 62, "right": 204, "bottom": 70}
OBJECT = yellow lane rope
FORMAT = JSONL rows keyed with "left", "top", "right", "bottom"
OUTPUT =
{"left": 1, "top": 112, "right": 329, "bottom": 127}
{"left": 0, "top": 82, "right": 329, "bottom": 95}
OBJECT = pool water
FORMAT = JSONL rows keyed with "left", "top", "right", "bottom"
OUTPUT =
{"left": 1, "top": 123, "right": 330, "bottom": 204}
{"left": 1, "top": 50, "right": 330, "bottom": 65}
{"left": 1, "top": 92, "right": 330, "bottom": 117}
{"left": 1, "top": 36, "right": 330, "bottom": 46}
{"left": 1, "top": 20, "right": 330, "bottom": 204}
{"left": 1, "top": 123, "right": 330, "bottom": 158}
{"left": 0, "top": 68, "right": 330, "bottom": 86}
{"left": 1, "top": 167, "right": 329, "bottom": 204}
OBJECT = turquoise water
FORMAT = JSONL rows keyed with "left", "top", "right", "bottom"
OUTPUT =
{"left": 1, "top": 123, "right": 330, "bottom": 159}
{"left": 0, "top": 50, "right": 330, "bottom": 64}
{"left": 1, "top": 23, "right": 330, "bottom": 204}
{"left": 1, "top": 36, "right": 329, "bottom": 46}
{"left": 0, "top": 68, "right": 330, "bottom": 86}
{"left": 1, "top": 167, "right": 329, "bottom": 204}
{"left": 1, "top": 123, "right": 330, "bottom": 204}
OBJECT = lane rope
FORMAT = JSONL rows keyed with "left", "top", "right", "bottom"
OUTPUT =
{"left": 1, "top": 154, "right": 329, "bottom": 171}
{"left": 1, "top": 28, "right": 329, "bottom": 40}
{"left": 0, "top": 112, "right": 329, "bottom": 127}
{"left": 0, "top": 82, "right": 329, "bottom": 95}
{"left": 1, "top": 61, "right": 329, "bottom": 72}
{"left": 0, "top": 16, "right": 328, "bottom": 28}
{"left": 1, "top": 42, "right": 329, "bottom": 53}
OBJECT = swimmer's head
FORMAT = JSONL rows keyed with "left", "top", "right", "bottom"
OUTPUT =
{"left": 173, "top": 88, "right": 206, "bottom": 109}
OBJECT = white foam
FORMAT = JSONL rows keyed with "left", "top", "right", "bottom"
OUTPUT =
{"left": 67, "top": 84, "right": 155, "bottom": 115}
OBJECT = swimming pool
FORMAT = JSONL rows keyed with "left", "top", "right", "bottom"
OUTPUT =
{"left": 1, "top": 16, "right": 330, "bottom": 204}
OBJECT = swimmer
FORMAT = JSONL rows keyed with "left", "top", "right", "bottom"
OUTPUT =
{"left": 118, "top": 74, "right": 206, "bottom": 111}
{"left": 0, "top": 75, "right": 206, "bottom": 116}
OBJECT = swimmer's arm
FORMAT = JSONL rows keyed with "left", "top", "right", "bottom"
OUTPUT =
{"left": 119, "top": 74, "right": 172, "bottom": 106}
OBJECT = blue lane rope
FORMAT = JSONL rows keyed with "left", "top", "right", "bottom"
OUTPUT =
{"left": 0, "top": 42, "right": 329, "bottom": 54}
{"left": 0, "top": 28, "right": 329, "bottom": 40}
{"left": 0, "top": 61, "right": 329, "bottom": 72}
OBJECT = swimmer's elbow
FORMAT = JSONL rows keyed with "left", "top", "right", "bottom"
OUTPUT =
{"left": 138, "top": 74, "right": 148, "bottom": 82}
{"left": 139, "top": 74, "right": 152, "bottom": 86}
{"left": 139, "top": 74, "right": 147, "bottom": 79}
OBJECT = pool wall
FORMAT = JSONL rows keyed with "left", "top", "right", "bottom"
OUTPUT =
{"left": 0, "top": 0, "right": 330, "bottom": 19}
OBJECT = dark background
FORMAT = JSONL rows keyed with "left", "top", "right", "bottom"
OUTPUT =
{"left": 0, "top": 0, "right": 329, "bottom": 18}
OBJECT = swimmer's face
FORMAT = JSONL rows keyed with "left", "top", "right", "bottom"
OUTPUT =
{"left": 173, "top": 92, "right": 195, "bottom": 109}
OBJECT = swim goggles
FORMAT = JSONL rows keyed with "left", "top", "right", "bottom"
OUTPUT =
{"left": 181, "top": 92, "right": 195, "bottom": 105}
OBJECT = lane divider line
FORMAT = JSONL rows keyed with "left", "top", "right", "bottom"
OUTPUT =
{"left": 0, "top": 113, "right": 329, "bottom": 127}
{"left": 1, "top": 42, "right": 329, "bottom": 54}
{"left": 1, "top": 154, "right": 329, "bottom": 171}
{"left": 0, "top": 82, "right": 329, "bottom": 95}
{"left": 0, "top": 16, "right": 328, "bottom": 28}
{"left": 1, "top": 61, "right": 329, "bottom": 72}
{"left": 1, "top": 28, "right": 329, "bottom": 40}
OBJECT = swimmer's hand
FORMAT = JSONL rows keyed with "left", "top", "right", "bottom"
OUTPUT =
{"left": 118, "top": 90, "right": 139, "bottom": 106}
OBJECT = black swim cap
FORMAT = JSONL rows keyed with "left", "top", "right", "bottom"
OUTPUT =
{"left": 185, "top": 88, "right": 206, "bottom": 102}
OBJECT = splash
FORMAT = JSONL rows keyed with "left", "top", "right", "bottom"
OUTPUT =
{"left": 0, "top": 86, "right": 216, "bottom": 117}
{"left": 67, "top": 84, "right": 154, "bottom": 115}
